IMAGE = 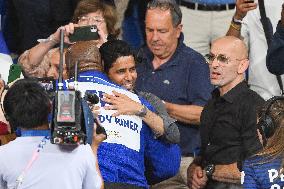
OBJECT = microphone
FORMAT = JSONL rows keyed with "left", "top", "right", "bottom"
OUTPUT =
{"left": 84, "top": 92, "right": 99, "bottom": 104}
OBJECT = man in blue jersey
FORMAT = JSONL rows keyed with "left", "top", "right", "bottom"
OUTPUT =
{"left": 64, "top": 40, "right": 181, "bottom": 189}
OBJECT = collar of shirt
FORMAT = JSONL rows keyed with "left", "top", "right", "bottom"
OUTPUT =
{"left": 212, "top": 81, "right": 249, "bottom": 103}
{"left": 20, "top": 130, "right": 50, "bottom": 137}
{"left": 72, "top": 70, "right": 109, "bottom": 81}
{"left": 142, "top": 33, "right": 186, "bottom": 70}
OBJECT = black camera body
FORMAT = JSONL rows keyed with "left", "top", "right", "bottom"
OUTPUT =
{"left": 51, "top": 90, "right": 87, "bottom": 145}
{"left": 49, "top": 29, "right": 103, "bottom": 145}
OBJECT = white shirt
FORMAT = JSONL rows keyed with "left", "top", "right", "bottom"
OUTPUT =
{"left": 241, "top": 0, "right": 284, "bottom": 100}
{"left": 0, "top": 137, "right": 102, "bottom": 189}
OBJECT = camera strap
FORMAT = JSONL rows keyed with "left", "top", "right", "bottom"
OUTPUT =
{"left": 15, "top": 132, "right": 50, "bottom": 189}
{"left": 258, "top": 0, "right": 284, "bottom": 95}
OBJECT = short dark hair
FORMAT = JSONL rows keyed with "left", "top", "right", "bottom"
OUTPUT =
{"left": 147, "top": 0, "right": 182, "bottom": 27}
{"left": 99, "top": 39, "right": 135, "bottom": 73}
{"left": 3, "top": 79, "right": 50, "bottom": 129}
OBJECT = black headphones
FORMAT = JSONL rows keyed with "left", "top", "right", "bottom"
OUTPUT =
{"left": 257, "top": 96, "right": 284, "bottom": 140}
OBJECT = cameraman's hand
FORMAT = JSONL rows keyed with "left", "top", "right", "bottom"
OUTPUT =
{"left": 52, "top": 23, "right": 79, "bottom": 44}
{"left": 91, "top": 118, "right": 107, "bottom": 150}
{"left": 90, "top": 104, "right": 101, "bottom": 118}
{"left": 187, "top": 164, "right": 208, "bottom": 189}
{"left": 235, "top": 0, "right": 257, "bottom": 20}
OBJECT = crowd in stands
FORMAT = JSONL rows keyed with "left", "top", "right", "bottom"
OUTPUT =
{"left": 1, "top": 0, "right": 284, "bottom": 188}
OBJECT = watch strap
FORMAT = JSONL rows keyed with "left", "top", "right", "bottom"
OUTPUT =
{"left": 232, "top": 17, "right": 243, "bottom": 25}
{"left": 135, "top": 105, "right": 147, "bottom": 117}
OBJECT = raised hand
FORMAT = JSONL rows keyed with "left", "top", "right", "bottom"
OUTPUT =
{"left": 102, "top": 91, "right": 143, "bottom": 117}
{"left": 235, "top": 0, "right": 258, "bottom": 20}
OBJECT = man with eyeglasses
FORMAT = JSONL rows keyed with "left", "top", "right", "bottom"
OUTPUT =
{"left": 135, "top": 0, "right": 213, "bottom": 188}
{"left": 187, "top": 36, "right": 264, "bottom": 189}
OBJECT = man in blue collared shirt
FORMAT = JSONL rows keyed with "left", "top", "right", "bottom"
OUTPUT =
{"left": 135, "top": 0, "right": 213, "bottom": 188}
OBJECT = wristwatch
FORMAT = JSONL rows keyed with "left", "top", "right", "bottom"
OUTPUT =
{"left": 232, "top": 16, "right": 243, "bottom": 25}
{"left": 205, "top": 164, "right": 215, "bottom": 178}
{"left": 135, "top": 105, "right": 147, "bottom": 117}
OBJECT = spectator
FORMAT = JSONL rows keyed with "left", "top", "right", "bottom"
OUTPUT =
{"left": 18, "top": 0, "right": 119, "bottom": 79}
{"left": 266, "top": 3, "right": 284, "bottom": 75}
{"left": 0, "top": 31, "right": 13, "bottom": 83}
{"left": 243, "top": 96, "right": 284, "bottom": 188}
{"left": 114, "top": 0, "right": 130, "bottom": 38}
{"left": 0, "top": 79, "right": 9, "bottom": 135}
{"left": 99, "top": 39, "right": 180, "bottom": 144}
{"left": 135, "top": 0, "right": 213, "bottom": 188}
{"left": 226, "top": 0, "right": 283, "bottom": 100}
{"left": 0, "top": 83, "right": 8, "bottom": 135}
{"left": 179, "top": 0, "right": 235, "bottom": 55}
{"left": 3, "top": 0, "right": 79, "bottom": 55}
{"left": 64, "top": 40, "right": 181, "bottom": 188}
{"left": 122, "top": 0, "right": 146, "bottom": 49}
{"left": 187, "top": 36, "right": 264, "bottom": 189}
{"left": 0, "top": 78, "right": 105, "bottom": 189}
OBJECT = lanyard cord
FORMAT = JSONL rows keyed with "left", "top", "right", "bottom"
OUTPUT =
{"left": 15, "top": 136, "right": 49, "bottom": 189}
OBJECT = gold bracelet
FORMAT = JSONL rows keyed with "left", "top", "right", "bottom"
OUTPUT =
{"left": 230, "top": 22, "right": 241, "bottom": 31}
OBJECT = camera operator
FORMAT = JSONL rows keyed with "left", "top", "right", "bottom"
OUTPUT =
{"left": 0, "top": 78, "right": 10, "bottom": 136}
{"left": 0, "top": 79, "right": 105, "bottom": 189}
{"left": 243, "top": 97, "right": 284, "bottom": 188}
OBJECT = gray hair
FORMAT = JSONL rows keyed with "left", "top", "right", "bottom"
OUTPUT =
{"left": 147, "top": 0, "right": 182, "bottom": 27}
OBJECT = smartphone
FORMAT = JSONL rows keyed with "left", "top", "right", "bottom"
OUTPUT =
{"left": 245, "top": 0, "right": 254, "bottom": 3}
{"left": 69, "top": 25, "right": 99, "bottom": 42}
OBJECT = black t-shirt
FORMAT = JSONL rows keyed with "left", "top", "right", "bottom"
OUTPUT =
{"left": 200, "top": 81, "right": 264, "bottom": 165}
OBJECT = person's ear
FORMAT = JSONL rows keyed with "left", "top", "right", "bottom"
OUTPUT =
{"left": 237, "top": 59, "right": 249, "bottom": 74}
{"left": 175, "top": 24, "right": 183, "bottom": 38}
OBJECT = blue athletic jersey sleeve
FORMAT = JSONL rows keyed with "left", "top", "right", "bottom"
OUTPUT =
{"left": 140, "top": 97, "right": 181, "bottom": 184}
